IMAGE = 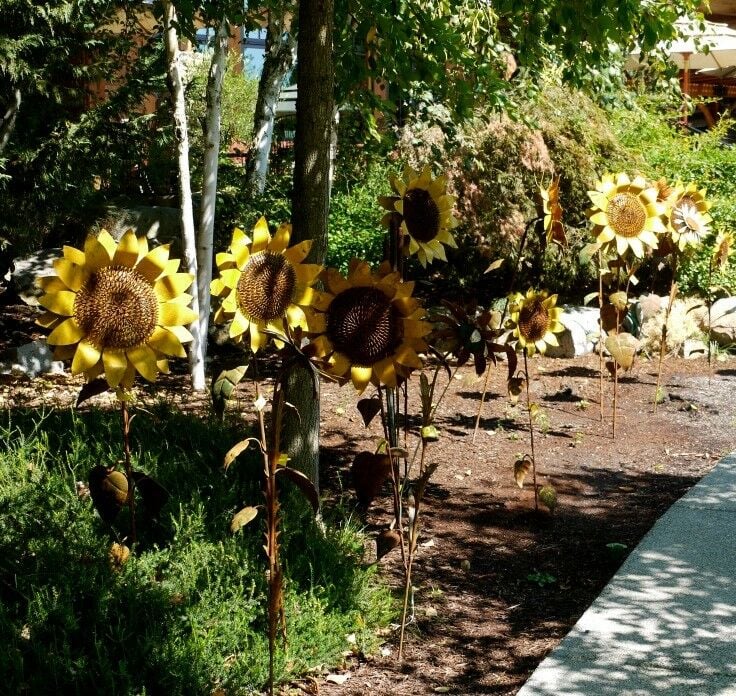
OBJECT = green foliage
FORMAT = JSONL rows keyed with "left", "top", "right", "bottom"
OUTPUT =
{"left": 0, "top": 407, "right": 391, "bottom": 693}
{"left": 611, "top": 100, "right": 736, "bottom": 295}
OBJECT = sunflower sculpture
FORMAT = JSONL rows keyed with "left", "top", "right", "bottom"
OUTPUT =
{"left": 36, "top": 230, "right": 196, "bottom": 388}
{"left": 505, "top": 289, "right": 565, "bottom": 357}
{"left": 540, "top": 176, "right": 566, "bottom": 248}
{"left": 210, "top": 217, "right": 325, "bottom": 352}
{"left": 669, "top": 183, "right": 712, "bottom": 251}
{"left": 379, "top": 164, "right": 458, "bottom": 267}
{"left": 587, "top": 173, "right": 665, "bottom": 258}
{"left": 308, "top": 259, "right": 432, "bottom": 392}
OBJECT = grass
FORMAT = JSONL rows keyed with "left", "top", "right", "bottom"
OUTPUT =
{"left": 0, "top": 404, "right": 392, "bottom": 695}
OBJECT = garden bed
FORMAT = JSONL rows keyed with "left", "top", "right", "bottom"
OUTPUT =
{"left": 1, "top": 301, "right": 735, "bottom": 694}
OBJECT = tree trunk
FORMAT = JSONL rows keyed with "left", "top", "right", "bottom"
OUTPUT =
{"left": 196, "top": 16, "right": 229, "bottom": 380}
{"left": 162, "top": 0, "right": 205, "bottom": 391}
{"left": 0, "top": 88, "right": 21, "bottom": 154}
{"left": 283, "top": 0, "right": 334, "bottom": 488}
{"left": 245, "top": 10, "right": 296, "bottom": 195}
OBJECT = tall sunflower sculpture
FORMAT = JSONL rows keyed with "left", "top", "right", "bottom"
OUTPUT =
{"left": 308, "top": 259, "right": 432, "bottom": 392}
{"left": 379, "top": 164, "right": 458, "bottom": 267}
{"left": 210, "top": 217, "right": 326, "bottom": 352}
{"left": 669, "top": 182, "right": 712, "bottom": 251}
{"left": 505, "top": 289, "right": 565, "bottom": 357}
{"left": 587, "top": 173, "right": 665, "bottom": 258}
{"left": 36, "top": 229, "right": 196, "bottom": 389}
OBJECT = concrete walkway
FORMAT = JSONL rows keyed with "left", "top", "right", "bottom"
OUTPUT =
{"left": 518, "top": 453, "right": 736, "bottom": 696}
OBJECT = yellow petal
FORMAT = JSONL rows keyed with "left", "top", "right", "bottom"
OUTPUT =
{"left": 215, "top": 251, "right": 237, "bottom": 269}
{"left": 137, "top": 245, "right": 171, "bottom": 282}
{"left": 270, "top": 223, "right": 291, "bottom": 252}
{"left": 113, "top": 230, "right": 140, "bottom": 267}
{"left": 154, "top": 273, "right": 194, "bottom": 301}
{"left": 84, "top": 236, "right": 113, "bottom": 272}
{"left": 63, "top": 245, "right": 86, "bottom": 265}
{"left": 250, "top": 323, "right": 269, "bottom": 352}
{"left": 229, "top": 311, "right": 250, "bottom": 339}
{"left": 229, "top": 227, "right": 251, "bottom": 253}
{"left": 52, "top": 258, "right": 85, "bottom": 292}
{"left": 159, "top": 301, "right": 197, "bottom": 326}
{"left": 119, "top": 362, "right": 137, "bottom": 389}
{"left": 373, "top": 357, "right": 397, "bottom": 387}
{"left": 403, "top": 319, "right": 432, "bottom": 338}
{"left": 219, "top": 268, "right": 242, "bottom": 289}
{"left": 326, "top": 269, "right": 350, "bottom": 294}
{"left": 148, "top": 325, "right": 187, "bottom": 357}
{"left": 165, "top": 324, "right": 194, "bottom": 345}
{"left": 286, "top": 304, "right": 308, "bottom": 330}
{"left": 36, "top": 275, "right": 67, "bottom": 293}
{"left": 395, "top": 344, "right": 423, "bottom": 369}
{"left": 294, "top": 263, "right": 323, "bottom": 286}
{"left": 283, "top": 240, "right": 312, "bottom": 265}
{"left": 36, "top": 310, "right": 62, "bottom": 329}
{"left": 102, "top": 350, "right": 128, "bottom": 388}
{"left": 328, "top": 351, "right": 350, "bottom": 376}
{"left": 310, "top": 334, "right": 333, "bottom": 357}
{"left": 72, "top": 340, "right": 101, "bottom": 375}
{"left": 251, "top": 216, "right": 271, "bottom": 253}
{"left": 47, "top": 318, "right": 85, "bottom": 345}
{"left": 392, "top": 296, "right": 419, "bottom": 316}
{"left": 350, "top": 365, "right": 373, "bottom": 393}
{"left": 233, "top": 240, "right": 251, "bottom": 269}
{"left": 127, "top": 344, "right": 158, "bottom": 382}
{"left": 38, "top": 290, "right": 76, "bottom": 316}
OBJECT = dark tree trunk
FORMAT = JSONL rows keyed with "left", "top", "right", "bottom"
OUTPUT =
{"left": 283, "top": 0, "right": 334, "bottom": 488}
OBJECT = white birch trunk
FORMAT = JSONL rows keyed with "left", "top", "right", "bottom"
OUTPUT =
{"left": 245, "top": 13, "right": 296, "bottom": 194}
{"left": 0, "top": 88, "right": 21, "bottom": 154}
{"left": 162, "top": 0, "right": 205, "bottom": 391}
{"left": 195, "top": 17, "right": 229, "bottom": 380}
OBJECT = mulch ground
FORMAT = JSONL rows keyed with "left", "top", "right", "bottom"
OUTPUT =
{"left": 2, "top": 298, "right": 735, "bottom": 695}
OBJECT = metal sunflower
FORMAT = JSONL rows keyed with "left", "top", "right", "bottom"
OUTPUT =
{"left": 587, "top": 173, "right": 665, "bottom": 258}
{"left": 669, "top": 183, "right": 712, "bottom": 252}
{"left": 36, "top": 229, "right": 196, "bottom": 388}
{"left": 307, "top": 258, "right": 432, "bottom": 393}
{"left": 506, "top": 289, "right": 565, "bottom": 357}
{"left": 210, "top": 217, "right": 326, "bottom": 352}
{"left": 379, "top": 164, "right": 458, "bottom": 267}
{"left": 540, "top": 175, "right": 566, "bottom": 248}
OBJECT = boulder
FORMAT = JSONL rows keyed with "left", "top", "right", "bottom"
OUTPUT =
{"left": 706, "top": 297, "right": 736, "bottom": 346}
{"left": 11, "top": 248, "right": 62, "bottom": 306}
{"left": 545, "top": 306, "right": 601, "bottom": 358}
{"left": 108, "top": 205, "right": 183, "bottom": 245}
{"left": 682, "top": 338, "right": 708, "bottom": 359}
{"left": 0, "top": 340, "right": 65, "bottom": 378}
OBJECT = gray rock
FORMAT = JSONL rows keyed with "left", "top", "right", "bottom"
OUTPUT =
{"left": 705, "top": 296, "right": 736, "bottom": 346}
{"left": 546, "top": 307, "right": 601, "bottom": 358}
{"left": 0, "top": 340, "right": 65, "bottom": 378}
{"left": 682, "top": 338, "right": 707, "bottom": 359}
{"left": 11, "top": 248, "right": 62, "bottom": 306}
{"left": 107, "top": 205, "right": 185, "bottom": 245}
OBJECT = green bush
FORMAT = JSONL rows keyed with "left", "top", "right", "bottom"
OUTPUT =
{"left": 0, "top": 407, "right": 391, "bottom": 694}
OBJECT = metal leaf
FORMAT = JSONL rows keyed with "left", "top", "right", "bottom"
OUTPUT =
{"left": 76, "top": 378, "right": 109, "bottom": 408}
{"left": 514, "top": 457, "right": 532, "bottom": 489}
{"left": 275, "top": 466, "right": 319, "bottom": 513}
{"left": 539, "top": 485, "right": 558, "bottom": 513}
{"left": 376, "top": 529, "right": 402, "bottom": 560}
{"left": 211, "top": 364, "right": 248, "bottom": 419}
{"left": 357, "top": 397, "right": 382, "bottom": 427}
{"left": 351, "top": 451, "right": 392, "bottom": 506}
{"left": 88, "top": 466, "right": 128, "bottom": 523}
{"left": 223, "top": 437, "right": 262, "bottom": 471}
{"left": 605, "top": 332, "right": 638, "bottom": 371}
{"left": 609, "top": 291, "right": 629, "bottom": 311}
{"left": 130, "top": 471, "right": 169, "bottom": 518}
{"left": 484, "top": 258, "right": 504, "bottom": 274}
{"left": 230, "top": 506, "right": 259, "bottom": 533}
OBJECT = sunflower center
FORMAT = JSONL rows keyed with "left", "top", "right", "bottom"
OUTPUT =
{"left": 236, "top": 251, "right": 296, "bottom": 322}
{"left": 673, "top": 201, "right": 702, "bottom": 235}
{"left": 403, "top": 187, "right": 441, "bottom": 243}
{"left": 518, "top": 300, "right": 550, "bottom": 343}
{"left": 74, "top": 266, "right": 158, "bottom": 350}
{"left": 326, "top": 287, "right": 404, "bottom": 366}
{"left": 607, "top": 192, "right": 647, "bottom": 238}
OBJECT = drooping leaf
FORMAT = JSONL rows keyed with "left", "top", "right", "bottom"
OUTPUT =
{"left": 415, "top": 461, "right": 439, "bottom": 499}
{"left": 508, "top": 376, "right": 525, "bottom": 404}
{"left": 605, "top": 332, "right": 638, "bottom": 371}
{"left": 275, "top": 466, "right": 319, "bottom": 513}
{"left": 211, "top": 364, "right": 248, "bottom": 419}
{"left": 419, "top": 372, "right": 433, "bottom": 421}
{"left": 514, "top": 457, "right": 532, "bottom": 489}
{"left": 76, "top": 378, "right": 109, "bottom": 407}
{"left": 351, "top": 451, "right": 392, "bottom": 506}
{"left": 584, "top": 291, "right": 599, "bottom": 306}
{"left": 230, "top": 506, "right": 259, "bottom": 533}
{"left": 539, "top": 485, "right": 558, "bottom": 513}
{"left": 421, "top": 425, "right": 439, "bottom": 442}
{"left": 484, "top": 258, "right": 504, "bottom": 274}
{"left": 357, "top": 397, "right": 382, "bottom": 427}
{"left": 600, "top": 303, "right": 625, "bottom": 333}
{"left": 223, "top": 437, "right": 262, "bottom": 471}
{"left": 130, "top": 471, "right": 169, "bottom": 518}
{"left": 609, "top": 291, "right": 629, "bottom": 311}
{"left": 376, "top": 529, "right": 402, "bottom": 560}
{"left": 88, "top": 466, "right": 128, "bottom": 523}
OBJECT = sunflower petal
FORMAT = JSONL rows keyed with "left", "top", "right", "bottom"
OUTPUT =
{"left": 148, "top": 326, "right": 187, "bottom": 357}
{"left": 251, "top": 216, "right": 271, "bottom": 253}
{"left": 39, "top": 290, "right": 76, "bottom": 316}
{"left": 47, "top": 318, "right": 85, "bottom": 345}
{"left": 283, "top": 240, "right": 312, "bottom": 265}
{"left": 373, "top": 357, "right": 397, "bottom": 387}
{"left": 72, "top": 340, "right": 101, "bottom": 375}
{"left": 102, "top": 350, "right": 128, "bottom": 388}
{"left": 127, "top": 344, "right": 158, "bottom": 382}
{"left": 52, "top": 258, "right": 85, "bottom": 292}
{"left": 159, "top": 301, "right": 197, "bottom": 326}
{"left": 37, "top": 275, "right": 67, "bottom": 293}
{"left": 294, "top": 263, "right": 323, "bottom": 286}
{"left": 154, "top": 273, "right": 194, "bottom": 301}
{"left": 250, "top": 323, "right": 269, "bottom": 352}
{"left": 137, "top": 245, "right": 171, "bottom": 282}
{"left": 270, "top": 223, "right": 291, "bottom": 253}
{"left": 395, "top": 344, "right": 423, "bottom": 369}
{"left": 229, "top": 311, "right": 250, "bottom": 339}
{"left": 84, "top": 236, "right": 113, "bottom": 272}
{"left": 63, "top": 245, "right": 86, "bottom": 265}
{"left": 286, "top": 304, "right": 308, "bottom": 330}
{"left": 327, "top": 351, "right": 350, "bottom": 376}
{"left": 113, "top": 230, "right": 140, "bottom": 267}
{"left": 350, "top": 365, "right": 373, "bottom": 393}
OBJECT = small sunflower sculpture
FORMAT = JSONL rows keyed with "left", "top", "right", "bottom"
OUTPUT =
{"left": 308, "top": 259, "right": 432, "bottom": 392}
{"left": 506, "top": 289, "right": 565, "bottom": 357}
{"left": 210, "top": 217, "right": 326, "bottom": 352}
{"left": 36, "top": 230, "right": 196, "bottom": 388}
{"left": 379, "top": 164, "right": 458, "bottom": 267}
{"left": 668, "top": 183, "right": 712, "bottom": 251}
{"left": 713, "top": 230, "right": 734, "bottom": 270}
{"left": 540, "top": 175, "right": 566, "bottom": 248}
{"left": 587, "top": 173, "right": 665, "bottom": 258}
